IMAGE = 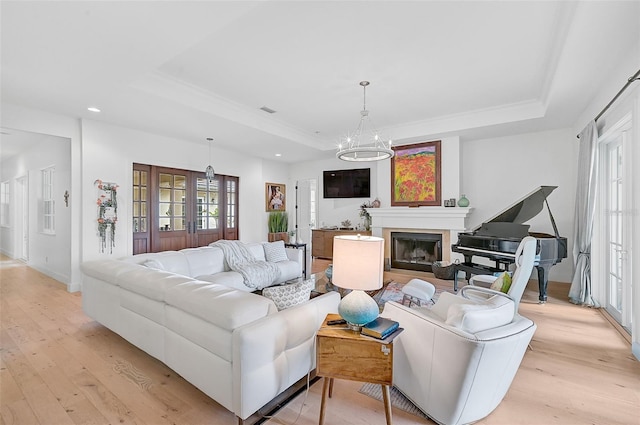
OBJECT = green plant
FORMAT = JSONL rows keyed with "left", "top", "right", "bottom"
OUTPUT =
{"left": 268, "top": 211, "right": 288, "bottom": 233}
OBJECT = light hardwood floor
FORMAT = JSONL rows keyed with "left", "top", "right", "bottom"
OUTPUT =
{"left": 1, "top": 255, "right": 638, "bottom": 425}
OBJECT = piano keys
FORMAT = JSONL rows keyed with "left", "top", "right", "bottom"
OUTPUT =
{"left": 451, "top": 186, "right": 568, "bottom": 302}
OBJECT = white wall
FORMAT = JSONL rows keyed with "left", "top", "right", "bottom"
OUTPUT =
{"left": 16, "top": 136, "right": 71, "bottom": 283}
{"left": 289, "top": 137, "right": 462, "bottom": 230}
{"left": 1, "top": 104, "right": 82, "bottom": 291}
{"left": 290, "top": 132, "right": 576, "bottom": 283}
{"left": 80, "top": 120, "right": 290, "bottom": 261}
{"left": 461, "top": 128, "right": 576, "bottom": 283}
{"left": 1, "top": 106, "right": 291, "bottom": 290}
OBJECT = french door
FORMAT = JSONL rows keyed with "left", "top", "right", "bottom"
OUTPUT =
{"left": 600, "top": 117, "right": 632, "bottom": 331}
{"left": 133, "top": 163, "right": 238, "bottom": 254}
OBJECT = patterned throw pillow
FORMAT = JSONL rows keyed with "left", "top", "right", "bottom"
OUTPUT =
{"left": 262, "top": 279, "right": 314, "bottom": 310}
{"left": 262, "top": 240, "right": 289, "bottom": 262}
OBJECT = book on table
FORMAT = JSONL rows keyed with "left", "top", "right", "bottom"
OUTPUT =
{"left": 361, "top": 317, "right": 399, "bottom": 339}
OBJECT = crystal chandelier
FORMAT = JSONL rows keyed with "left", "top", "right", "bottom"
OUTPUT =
{"left": 336, "top": 81, "right": 394, "bottom": 162}
{"left": 205, "top": 138, "right": 215, "bottom": 183}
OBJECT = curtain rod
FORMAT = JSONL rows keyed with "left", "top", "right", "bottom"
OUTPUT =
{"left": 577, "top": 68, "right": 640, "bottom": 138}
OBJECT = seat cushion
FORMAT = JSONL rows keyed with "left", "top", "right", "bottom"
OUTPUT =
{"left": 445, "top": 295, "right": 514, "bottom": 333}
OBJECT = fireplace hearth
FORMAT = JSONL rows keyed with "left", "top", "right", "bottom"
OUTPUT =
{"left": 391, "top": 232, "right": 442, "bottom": 272}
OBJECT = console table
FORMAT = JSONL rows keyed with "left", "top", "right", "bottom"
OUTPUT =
{"left": 311, "top": 229, "right": 371, "bottom": 259}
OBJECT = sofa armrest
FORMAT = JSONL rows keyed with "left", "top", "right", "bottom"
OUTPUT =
{"left": 285, "top": 247, "right": 303, "bottom": 264}
{"left": 231, "top": 291, "right": 340, "bottom": 420}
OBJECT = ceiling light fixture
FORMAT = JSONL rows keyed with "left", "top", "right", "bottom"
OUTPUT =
{"left": 336, "top": 81, "right": 394, "bottom": 162}
{"left": 87, "top": 107, "right": 101, "bottom": 113}
{"left": 205, "top": 138, "right": 215, "bottom": 183}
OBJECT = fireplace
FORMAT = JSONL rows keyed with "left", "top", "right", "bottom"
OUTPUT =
{"left": 391, "top": 232, "right": 442, "bottom": 272}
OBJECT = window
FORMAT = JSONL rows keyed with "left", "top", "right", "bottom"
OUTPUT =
{"left": 42, "top": 167, "right": 55, "bottom": 234}
{"left": 0, "top": 181, "right": 9, "bottom": 227}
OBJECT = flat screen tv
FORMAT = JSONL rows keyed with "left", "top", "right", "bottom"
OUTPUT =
{"left": 323, "top": 168, "right": 371, "bottom": 198}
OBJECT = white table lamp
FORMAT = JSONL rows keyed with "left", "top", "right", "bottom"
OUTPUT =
{"left": 332, "top": 234, "right": 384, "bottom": 331}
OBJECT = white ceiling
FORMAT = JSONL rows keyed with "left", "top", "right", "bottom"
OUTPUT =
{"left": 1, "top": 1, "right": 638, "bottom": 163}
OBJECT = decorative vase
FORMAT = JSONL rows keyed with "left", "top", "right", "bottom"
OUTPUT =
{"left": 458, "top": 194, "right": 470, "bottom": 207}
{"left": 325, "top": 264, "right": 333, "bottom": 283}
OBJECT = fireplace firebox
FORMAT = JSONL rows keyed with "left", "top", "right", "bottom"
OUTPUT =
{"left": 391, "top": 232, "right": 442, "bottom": 272}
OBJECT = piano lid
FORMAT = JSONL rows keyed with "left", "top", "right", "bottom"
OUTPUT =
{"left": 472, "top": 186, "right": 558, "bottom": 231}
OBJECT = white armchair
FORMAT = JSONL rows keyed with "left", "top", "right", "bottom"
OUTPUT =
{"left": 463, "top": 235, "right": 537, "bottom": 310}
{"left": 381, "top": 294, "right": 536, "bottom": 425}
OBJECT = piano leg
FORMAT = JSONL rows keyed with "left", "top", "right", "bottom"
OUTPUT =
{"left": 535, "top": 265, "right": 550, "bottom": 303}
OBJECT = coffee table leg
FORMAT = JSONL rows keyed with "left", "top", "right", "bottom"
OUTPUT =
{"left": 319, "top": 377, "right": 331, "bottom": 425}
{"left": 381, "top": 384, "right": 393, "bottom": 425}
{"left": 328, "top": 377, "right": 334, "bottom": 398}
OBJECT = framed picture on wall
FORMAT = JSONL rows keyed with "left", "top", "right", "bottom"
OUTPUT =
{"left": 391, "top": 140, "right": 441, "bottom": 206}
{"left": 265, "top": 182, "right": 286, "bottom": 211}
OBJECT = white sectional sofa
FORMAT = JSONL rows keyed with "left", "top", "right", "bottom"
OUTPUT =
{"left": 81, "top": 242, "right": 340, "bottom": 423}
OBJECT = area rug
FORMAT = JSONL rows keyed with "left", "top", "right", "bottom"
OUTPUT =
{"left": 358, "top": 382, "right": 429, "bottom": 420}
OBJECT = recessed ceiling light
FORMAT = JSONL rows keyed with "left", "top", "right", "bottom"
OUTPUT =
{"left": 275, "top": 153, "right": 282, "bottom": 157}
{"left": 87, "top": 107, "right": 101, "bottom": 113}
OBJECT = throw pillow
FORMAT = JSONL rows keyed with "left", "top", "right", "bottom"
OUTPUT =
{"left": 262, "top": 240, "right": 289, "bottom": 263}
{"left": 500, "top": 272, "right": 512, "bottom": 293}
{"left": 262, "top": 279, "right": 314, "bottom": 310}
{"left": 489, "top": 273, "right": 504, "bottom": 291}
{"left": 490, "top": 272, "right": 512, "bottom": 293}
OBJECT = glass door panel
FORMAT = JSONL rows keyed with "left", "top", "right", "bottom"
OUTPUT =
{"left": 603, "top": 131, "right": 631, "bottom": 330}
{"left": 132, "top": 164, "right": 150, "bottom": 254}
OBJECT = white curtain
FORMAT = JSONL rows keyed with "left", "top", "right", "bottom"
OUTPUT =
{"left": 568, "top": 121, "right": 599, "bottom": 306}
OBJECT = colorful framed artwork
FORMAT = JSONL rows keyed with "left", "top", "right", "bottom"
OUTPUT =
{"left": 265, "top": 182, "right": 286, "bottom": 211}
{"left": 391, "top": 140, "right": 441, "bottom": 206}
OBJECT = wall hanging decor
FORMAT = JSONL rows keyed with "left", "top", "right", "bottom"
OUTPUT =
{"left": 391, "top": 140, "right": 441, "bottom": 206}
{"left": 265, "top": 182, "right": 286, "bottom": 211}
{"left": 95, "top": 179, "right": 118, "bottom": 253}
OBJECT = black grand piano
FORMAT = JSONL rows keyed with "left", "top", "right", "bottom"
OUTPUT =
{"left": 451, "top": 186, "right": 568, "bottom": 302}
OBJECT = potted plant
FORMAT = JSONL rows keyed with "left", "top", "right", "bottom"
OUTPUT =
{"left": 268, "top": 211, "right": 289, "bottom": 242}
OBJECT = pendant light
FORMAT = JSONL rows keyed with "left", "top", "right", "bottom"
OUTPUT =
{"left": 337, "top": 81, "right": 394, "bottom": 162}
{"left": 205, "top": 137, "right": 215, "bottom": 183}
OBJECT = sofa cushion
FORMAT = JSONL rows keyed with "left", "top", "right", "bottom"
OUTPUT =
{"left": 262, "top": 241, "right": 288, "bottom": 262}
{"left": 118, "top": 267, "right": 195, "bottom": 301}
{"left": 445, "top": 295, "right": 514, "bottom": 333}
{"left": 246, "top": 243, "right": 266, "bottom": 261}
{"left": 165, "top": 281, "right": 277, "bottom": 331}
{"left": 124, "top": 251, "right": 191, "bottom": 277}
{"left": 273, "top": 261, "right": 300, "bottom": 283}
{"left": 182, "top": 246, "right": 226, "bottom": 277}
{"left": 195, "top": 271, "right": 251, "bottom": 292}
{"left": 262, "top": 279, "right": 314, "bottom": 310}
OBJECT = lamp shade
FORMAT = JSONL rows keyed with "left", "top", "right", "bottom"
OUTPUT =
{"left": 332, "top": 235, "right": 384, "bottom": 291}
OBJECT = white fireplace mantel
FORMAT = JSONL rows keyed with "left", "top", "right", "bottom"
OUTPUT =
{"left": 366, "top": 207, "right": 472, "bottom": 232}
